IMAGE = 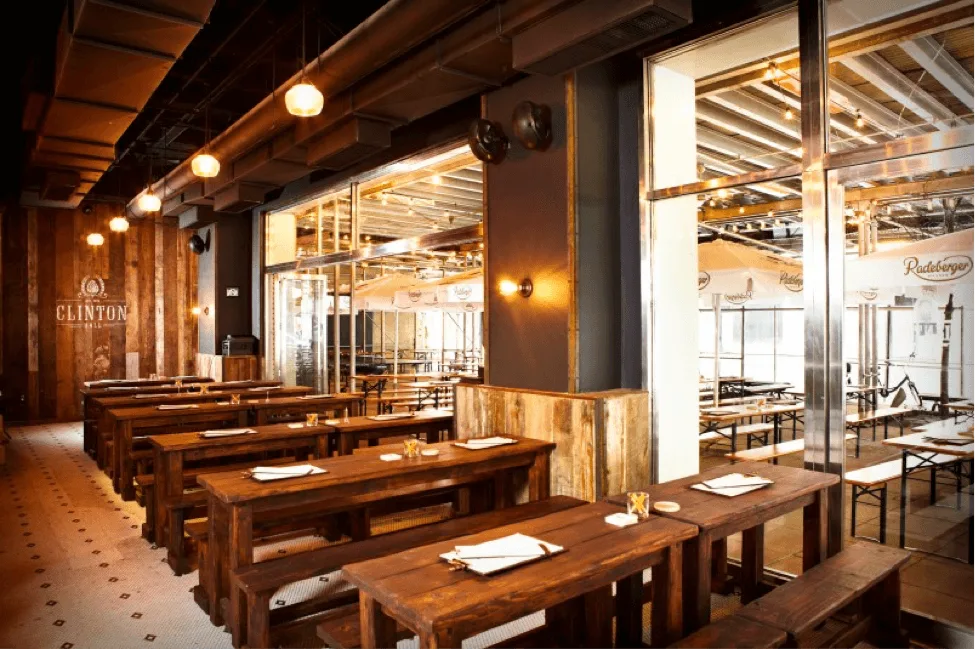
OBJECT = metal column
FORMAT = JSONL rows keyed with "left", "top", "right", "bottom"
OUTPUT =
{"left": 349, "top": 182, "right": 358, "bottom": 392}
{"left": 332, "top": 198, "right": 341, "bottom": 394}
{"left": 799, "top": 0, "right": 846, "bottom": 557}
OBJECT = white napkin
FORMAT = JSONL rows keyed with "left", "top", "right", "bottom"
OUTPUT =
{"left": 440, "top": 533, "right": 562, "bottom": 575}
{"left": 297, "top": 394, "right": 334, "bottom": 400}
{"left": 248, "top": 386, "right": 279, "bottom": 391}
{"left": 134, "top": 394, "right": 169, "bottom": 399}
{"left": 248, "top": 465, "right": 326, "bottom": 482}
{"left": 216, "top": 401, "right": 231, "bottom": 406}
{"left": 379, "top": 453, "right": 403, "bottom": 462}
{"left": 367, "top": 413, "right": 415, "bottom": 421}
{"left": 691, "top": 473, "right": 773, "bottom": 497}
{"left": 107, "top": 386, "right": 140, "bottom": 391}
{"left": 198, "top": 428, "right": 257, "bottom": 438}
{"left": 287, "top": 423, "right": 305, "bottom": 429}
{"left": 156, "top": 404, "right": 199, "bottom": 411}
{"left": 454, "top": 436, "right": 517, "bottom": 450}
{"left": 605, "top": 512, "right": 639, "bottom": 528}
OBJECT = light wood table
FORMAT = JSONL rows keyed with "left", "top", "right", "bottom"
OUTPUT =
{"left": 700, "top": 402, "right": 805, "bottom": 451}
{"left": 248, "top": 392, "right": 365, "bottom": 425}
{"left": 197, "top": 436, "right": 555, "bottom": 635}
{"left": 331, "top": 410, "right": 454, "bottom": 455}
{"left": 607, "top": 462, "right": 839, "bottom": 634}
{"left": 883, "top": 420, "right": 974, "bottom": 563}
{"left": 344, "top": 501, "right": 698, "bottom": 648}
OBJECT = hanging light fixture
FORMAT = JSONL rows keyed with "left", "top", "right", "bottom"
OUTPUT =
{"left": 138, "top": 190, "right": 161, "bottom": 213}
{"left": 109, "top": 216, "right": 130, "bottom": 233}
{"left": 285, "top": 2, "right": 324, "bottom": 117}
{"left": 86, "top": 232, "right": 105, "bottom": 246}
{"left": 192, "top": 104, "right": 220, "bottom": 177}
{"left": 855, "top": 110, "right": 865, "bottom": 129}
{"left": 784, "top": 106, "right": 795, "bottom": 121}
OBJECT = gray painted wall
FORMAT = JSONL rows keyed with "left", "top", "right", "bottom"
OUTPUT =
{"left": 197, "top": 214, "right": 253, "bottom": 355}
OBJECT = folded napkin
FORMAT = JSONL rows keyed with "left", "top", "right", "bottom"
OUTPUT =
{"left": 702, "top": 408, "right": 736, "bottom": 415}
{"left": 380, "top": 453, "right": 403, "bottom": 462}
{"left": 248, "top": 386, "right": 280, "bottom": 391}
{"left": 297, "top": 394, "right": 334, "bottom": 400}
{"left": 156, "top": 404, "right": 199, "bottom": 411}
{"left": 134, "top": 394, "right": 169, "bottom": 399}
{"left": 107, "top": 386, "right": 140, "bottom": 391}
{"left": 198, "top": 428, "right": 257, "bottom": 438}
{"left": 454, "top": 436, "right": 517, "bottom": 450}
{"left": 691, "top": 472, "right": 773, "bottom": 497}
{"left": 247, "top": 465, "right": 326, "bottom": 482}
{"left": 367, "top": 413, "right": 415, "bottom": 421}
{"left": 440, "top": 533, "right": 562, "bottom": 575}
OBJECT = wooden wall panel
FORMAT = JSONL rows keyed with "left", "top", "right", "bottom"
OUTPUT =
{"left": 455, "top": 384, "right": 649, "bottom": 502}
{"left": 0, "top": 204, "right": 198, "bottom": 422}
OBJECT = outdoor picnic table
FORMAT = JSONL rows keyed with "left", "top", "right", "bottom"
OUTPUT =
{"left": 700, "top": 401, "right": 804, "bottom": 450}
{"left": 883, "top": 420, "right": 974, "bottom": 563}
{"left": 249, "top": 392, "right": 365, "bottom": 425}
{"left": 845, "top": 405, "right": 912, "bottom": 457}
{"left": 353, "top": 374, "right": 453, "bottom": 412}
{"left": 607, "top": 461, "right": 838, "bottom": 634}
{"left": 344, "top": 500, "right": 697, "bottom": 648}
{"left": 330, "top": 410, "right": 454, "bottom": 455}
{"left": 196, "top": 435, "right": 554, "bottom": 637}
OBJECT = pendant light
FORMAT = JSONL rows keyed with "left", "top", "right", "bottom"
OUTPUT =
{"left": 285, "top": 3, "right": 323, "bottom": 117}
{"left": 192, "top": 104, "right": 220, "bottom": 178}
{"left": 109, "top": 216, "right": 130, "bottom": 232}
{"left": 138, "top": 152, "right": 161, "bottom": 212}
{"left": 86, "top": 232, "right": 105, "bottom": 246}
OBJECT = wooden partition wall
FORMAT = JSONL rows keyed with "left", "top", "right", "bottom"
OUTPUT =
{"left": 454, "top": 384, "right": 649, "bottom": 501}
{"left": 1, "top": 204, "right": 198, "bottom": 421}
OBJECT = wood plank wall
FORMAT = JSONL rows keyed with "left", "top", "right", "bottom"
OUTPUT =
{"left": 0, "top": 204, "right": 198, "bottom": 422}
{"left": 454, "top": 384, "right": 649, "bottom": 502}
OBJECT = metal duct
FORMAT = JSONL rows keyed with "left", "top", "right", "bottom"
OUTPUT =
{"left": 21, "top": 0, "right": 217, "bottom": 209}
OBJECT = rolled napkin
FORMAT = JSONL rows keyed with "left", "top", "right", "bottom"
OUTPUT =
{"left": 367, "top": 413, "right": 416, "bottom": 421}
{"left": 297, "top": 394, "right": 334, "bottom": 399}
{"left": 156, "top": 404, "right": 200, "bottom": 411}
{"left": 198, "top": 428, "right": 257, "bottom": 438}
{"left": 248, "top": 386, "right": 280, "bottom": 391}
{"left": 247, "top": 465, "right": 326, "bottom": 482}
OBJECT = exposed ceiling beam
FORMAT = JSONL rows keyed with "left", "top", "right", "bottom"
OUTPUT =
{"left": 899, "top": 35, "right": 975, "bottom": 112}
{"left": 706, "top": 90, "right": 800, "bottom": 140}
{"left": 828, "top": 77, "right": 931, "bottom": 138}
{"left": 751, "top": 82, "right": 882, "bottom": 145}
{"left": 697, "top": 103, "right": 801, "bottom": 154}
{"left": 696, "top": 151, "right": 797, "bottom": 198}
{"left": 698, "top": 173, "right": 973, "bottom": 222}
{"left": 696, "top": 1, "right": 974, "bottom": 97}
{"left": 696, "top": 125, "right": 795, "bottom": 168}
{"left": 842, "top": 53, "right": 957, "bottom": 130}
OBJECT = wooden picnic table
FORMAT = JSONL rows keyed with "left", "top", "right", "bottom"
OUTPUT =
{"left": 344, "top": 501, "right": 698, "bottom": 649}
{"left": 149, "top": 421, "right": 334, "bottom": 574}
{"left": 607, "top": 461, "right": 838, "bottom": 634}
{"left": 700, "top": 402, "right": 805, "bottom": 450}
{"left": 353, "top": 374, "right": 454, "bottom": 412}
{"left": 197, "top": 435, "right": 554, "bottom": 634}
{"left": 331, "top": 410, "right": 454, "bottom": 455}
{"left": 108, "top": 401, "right": 253, "bottom": 500}
{"left": 883, "top": 421, "right": 974, "bottom": 563}
{"left": 845, "top": 406, "right": 912, "bottom": 457}
{"left": 249, "top": 392, "right": 365, "bottom": 425}
{"left": 82, "top": 375, "right": 212, "bottom": 389}
{"left": 82, "top": 379, "right": 279, "bottom": 456}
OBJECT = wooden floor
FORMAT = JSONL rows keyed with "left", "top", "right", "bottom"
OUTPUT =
{"left": 700, "top": 411, "right": 974, "bottom": 630}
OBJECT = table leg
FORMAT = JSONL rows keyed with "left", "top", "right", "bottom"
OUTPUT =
{"left": 615, "top": 572, "right": 644, "bottom": 649}
{"left": 207, "top": 497, "right": 228, "bottom": 626}
{"left": 120, "top": 425, "right": 136, "bottom": 501}
{"left": 228, "top": 504, "right": 254, "bottom": 648}
{"left": 359, "top": 593, "right": 398, "bottom": 649}
{"left": 899, "top": 451, "right": 909, "bottom": 549}
{"left": 527, "top": 451, "right": 550, "bottom": 501}
{"left": 315, "top": 433, "right": 329, "bottom": 458}
{"left": 650, "top": 543, "right": 683, "bottom": 648}
{"left": 802, "top": 489, "right": 828, "bottom": 572}
{"left": 681, "top": 532, "right": 712, "bottom": 634}
{"left": 731, "top": 422, "right": 738, "bottom": 454}
{"left": 338, "top": 431, "right": 355, "bottom": 456}
{"left": 741, "top": 524, "right": 765, "bottom": 603}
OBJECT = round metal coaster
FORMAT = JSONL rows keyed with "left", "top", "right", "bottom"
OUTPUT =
{"left": 654, "top": 501, "right": 681, "bottom": 513}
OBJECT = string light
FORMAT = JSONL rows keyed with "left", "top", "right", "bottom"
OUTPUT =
{"left": 716, "top": 188, "right": 729, "bottom": 199}
{"left": 432, "top": 174, "right": 442, "bottom": 185}
{"left": 784, "top": 106, "right": 795, "bottom": 121}
{"left": 764, "top": 62, "right": 777, "bottom": 80}
{"left": 739, "top": 206, "right": 746, "bottom": 214}
{"left": 855, "top": 110, "right": 865, "bottom": 129}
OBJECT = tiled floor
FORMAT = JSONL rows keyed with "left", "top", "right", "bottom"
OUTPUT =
{"left": 701, "top": 408, "right": 974, "bottom": 630}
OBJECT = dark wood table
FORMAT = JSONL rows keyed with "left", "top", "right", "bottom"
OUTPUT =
{"left": 249, "top": 392, "right": 364, "bottom": 425}
{"left": 150, "top": 422, "right": 334, "bottom": 573}
{"left": 883, "top": 421, "right": 974, "bottom": 563}
{"left": 108, "top": 402, "right": 252, "bottom": 500}
{"left": 331, "top": 410, "right": 454, "bottom": 455}
{"left": 83, "top": 379, "right": 279, "bottom": 457}
{"left": 197, "top": 436, "right": 554, "bottom": 634}
{"left": 344, "top": 500, "right": 698, "bottom": 649}
{"left": 607, "top": 461, "right": 839, "bottom": 634}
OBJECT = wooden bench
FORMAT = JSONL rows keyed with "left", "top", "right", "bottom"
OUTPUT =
{"left": 726, "top": 434, "right": 856, "bottom": 464}
{"left": 736, "top": 541, "right": 911, "bottom": 648}
{"left": 700, "top": 423, "right": 774, "bottom": 449}
{"left": 672, "top": 614, "right": 787, "bottom": 648}
{"left": 846, "top": 407, "right": 911, "bottom": 457}
{"left": 317, "top": 603, "right": 413, "bottom": 649}
{"left": 235, "top": 495, "right": 586, "bottom": 649}
{"left": 846, "top": 453, "right": 962, "bottom": 543}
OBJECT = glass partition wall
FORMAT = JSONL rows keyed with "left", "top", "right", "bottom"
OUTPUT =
{"left": 646, "top": 0, "right": 973, "bottom": 621}
{"left": 264, "top": 144, "right": 484, "bottom": 393}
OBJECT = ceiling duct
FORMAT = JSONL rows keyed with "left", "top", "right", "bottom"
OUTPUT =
{"left": 512, "top": 0, "right": 691, "bottom": 75}
{"left": 307, "top": 118, "right": 393, "bottom": 170}
{"left": 39, "top": 169, "right": 81, "bottom": 202}
{"left": 20, "top": 0, "right": 217, "bottom": 209}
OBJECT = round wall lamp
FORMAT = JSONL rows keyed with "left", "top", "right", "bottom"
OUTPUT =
{"left": 191, "top": 306, "right": 202, "bottom": 316}
{"left": 498, "top": 278, "right": 533, "bottom": 298}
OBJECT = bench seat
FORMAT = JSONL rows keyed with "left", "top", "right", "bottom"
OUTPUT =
{"left": 726, "top": 434, "right": 856, "bottom": 463}
{"left": 233, "top": 496, "right": 587, "bottom": 649}
{"left": 672, "top": 614, "right": 787, "bottom": 649}
{"left": 317, "top": 603, "right": 413, "bottom": 649}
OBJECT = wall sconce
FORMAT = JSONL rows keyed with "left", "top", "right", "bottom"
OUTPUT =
{"left": 498, "top": 278, "right": 533, "bottom": 298}
{"left": 191, "top": 306, "right": 202, "bottom": 316}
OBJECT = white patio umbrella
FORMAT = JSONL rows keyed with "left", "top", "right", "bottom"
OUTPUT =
{"left": 698, "top": 240, "right": 804, "bottom": 404}
{"left": 393, "top": 269, "right": 484, "bottom": 313}
{"left": 353, "top": 273, "right": 429, "bottom": 375}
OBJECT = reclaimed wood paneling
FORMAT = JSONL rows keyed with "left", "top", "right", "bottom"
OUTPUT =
{"left": 454, "top": 384, "right": 649, "bottom": 502}
{"left": 0, "top": 204, "right": 198, "bottom": 422}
